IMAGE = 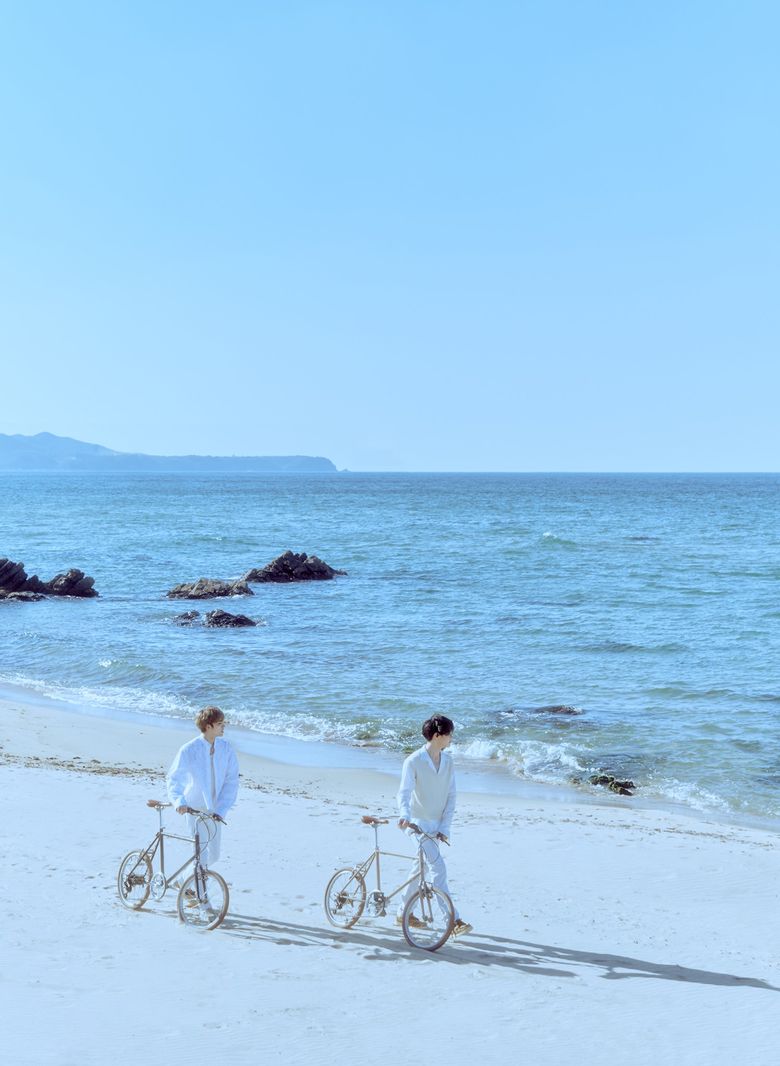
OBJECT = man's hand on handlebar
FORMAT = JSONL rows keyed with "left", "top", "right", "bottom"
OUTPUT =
{"left": 397, "top": 818, "right": 448, "bottom": 843}
{"left": 398, "top": 819, "right": 422, "bottom": 833}
{"left": 176, "top": 806, "right": 225, "bottom": 824}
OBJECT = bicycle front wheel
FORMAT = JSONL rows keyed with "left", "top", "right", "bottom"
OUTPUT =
{"left": 117, "top": 850, "right": 152, "bottom": 910}
{"left": 177, "top": 868, "right": 229, "bottom": 930}
{"left": 402, "top": 886, "right": 454, "bottom": 951}
{"left": 323, "top": 868, "right": 366, "bottom": 928}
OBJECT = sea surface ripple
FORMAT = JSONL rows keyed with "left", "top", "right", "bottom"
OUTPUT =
{"left": 1, "top": 471, "right": 779, "bottom": 823}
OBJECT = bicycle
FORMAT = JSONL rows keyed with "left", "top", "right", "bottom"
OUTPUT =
{"left": 324, "top": 815, "right": 455, "bottom": 951}
{"left": 116, "top": 799, "right": 230, "bottom": 931}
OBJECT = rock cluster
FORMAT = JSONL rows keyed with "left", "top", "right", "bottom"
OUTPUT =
{"left": 205, "top": 610, "right": 256, "bottom": 628}
{"left": 172, "top": 609, "right": 257, "bottom": 628}
{"left": 166, "top": 578, "right": 253, "bottom": 600}
{"left": 532, "top": 704, "right": 582, "bottom": 715}
{"left": 0, "top": 558, "right": 98, "bottom": 599}
{"left": 589, "top": 774, "right": 636, "bottom": 796}
{"left": 243, "top": 551, "right": 346, "bottom": 583}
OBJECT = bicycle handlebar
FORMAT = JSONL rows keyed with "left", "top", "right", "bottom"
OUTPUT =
{"left": 146, "top": 799, "right": 225, "bottom": 825}
{"left": 181, "top": 806, "right": 227, "bottom": 825}
{"left": 407, "top": 823, "right": 449, "bottom": 845}
{"left": 360, "top": 815, "right": 446, "bottom": 845}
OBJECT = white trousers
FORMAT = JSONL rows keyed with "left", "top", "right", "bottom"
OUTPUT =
{"left": 187, "top": 813, "right": 222, "bottom": 868}
{"left": 398, "top": 834, "right": 459, "bottom": 920}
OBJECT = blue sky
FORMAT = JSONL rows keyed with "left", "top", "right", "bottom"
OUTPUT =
{"left": 1, "top": 2, "right": 778, "bottom": 471}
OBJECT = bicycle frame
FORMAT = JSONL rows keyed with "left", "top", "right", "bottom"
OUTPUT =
{"left": 355, "top": 822, "right": 437, "bottom": 906}
{"left": 139, "top": 805, "right": 213, "bottom": 893}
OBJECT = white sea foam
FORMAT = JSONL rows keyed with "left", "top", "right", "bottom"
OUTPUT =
{"left": 453, "top": 739, "right": 504, "bottom": 761}
{"left": 454, "top": 736, "right": 588, "bottom": 783}
{"left": 2, "top": 469, "right": 779, "bottom": 827}
{"left": 0, "top": 672, "right": 193, "bottom": 720}
{"left": 642, "top": 776, "right": 730, "bottom": 814}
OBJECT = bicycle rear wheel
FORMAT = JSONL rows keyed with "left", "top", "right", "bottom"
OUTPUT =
{"left": 117, "top": 850, "right": 153, "bottom": 910}
{"left": 323, "top": 868, "right": 366, "bottom": 928}
{"left": 401, "top": 885, "right": 454, "bottom": 951}
{"left": 177, "top": 868, "right": 229, "bottom": 930}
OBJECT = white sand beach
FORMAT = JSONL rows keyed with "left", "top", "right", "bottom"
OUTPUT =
{"left": 2, "top": 695, "right": 778, "bottom": 1066}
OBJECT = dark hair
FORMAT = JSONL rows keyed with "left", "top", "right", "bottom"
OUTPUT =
{"left": 195, "top": 705, "right": 225, "bottom": 733}
{"left": 422, "top": 714, "right": 454, "bottom": 741}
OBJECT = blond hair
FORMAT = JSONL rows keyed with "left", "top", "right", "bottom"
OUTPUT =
{"left": 195, "top": 705, "right": 225, "bottom": 733}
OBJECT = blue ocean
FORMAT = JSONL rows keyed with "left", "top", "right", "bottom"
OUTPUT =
{"left": 2, "top": 472, "right": 779, "bottom": 824}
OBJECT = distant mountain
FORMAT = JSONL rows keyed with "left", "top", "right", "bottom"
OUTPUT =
{"left": 0, "top": 433, "right": 337, "bottom": 473}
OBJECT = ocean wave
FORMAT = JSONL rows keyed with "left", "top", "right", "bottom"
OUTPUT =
{"left": 645, "top": 685, "right": 780, "bottom": 706}
{"left": 1, "top": 671, "right": 776, "bottom": 821}
{"left": 581, "top": 641, "right": 688, "bottom": 655}
{"left": 449, "top": 737, "right": 590, "bottom": 783}
{"left": 645, "top": 685, "right": 736, "bottom": 701}
{"left": 505, "top": 739, "right": 588, "bottom": 778}
{"left": 641, "top": 776, "right": 731, "bottom": 814}
{"left": 455, "top": 738, "right": 505, "bottom": 761}
{"left": 0, "top": 672, "right": 194, "bottom": 719}
{"left": 540, "top": 532, "right": 577, "bottom": 548}
{"left": 495, "top": 705, "right": 585, "bottom": 723}
{"left": 226, "top": 705, "right": 403, "bottom": 750}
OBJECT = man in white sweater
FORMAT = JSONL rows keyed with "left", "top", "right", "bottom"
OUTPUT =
{"left": 397, "top": 714, "right": 472, "bottom": 937}
{"left": 166, "top": 705, "right": 239, "bottom": 868}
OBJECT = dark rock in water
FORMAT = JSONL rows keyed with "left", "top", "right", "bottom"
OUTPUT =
{"left": 0, "top": 557, "right": 98, "bottom": 598}
{"left": 166, "top": 578, "right": 253, "bottom": 600}
{"left": 172, "top": 608, "right": 256, "bottom": 627}
{"left": 533, "top": 704, "right": 582, "bottom": 715}
{"left": 589, "top": 774, "right": 636, "bottom": 796}
{"left": 204, "top": 609, "right": 257, "bottom": 628}
{"left": 0, "top": 589, "right": 46, "bottom": 602}
{"left": 41, "top": 569, "right": 97, "bottom": 597}
{"left": 0, "top": 558, "right": 28, "bottom": 592}
{"left": 243, "top": 550, "right": 346, "bottom": 584}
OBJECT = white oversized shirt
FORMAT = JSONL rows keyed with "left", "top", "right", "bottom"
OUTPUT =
{"left": 397, "top": 746, "right": 456, "bottom": 837}
{"left": 166, "top": 735, "right": 239, "bottom": 820}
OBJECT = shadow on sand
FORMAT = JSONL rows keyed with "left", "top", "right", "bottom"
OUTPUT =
{"left": 216, "top": 913, "right": 778, "bottom": 991}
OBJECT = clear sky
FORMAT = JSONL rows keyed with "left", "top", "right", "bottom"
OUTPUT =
{"left": 1, "top": 2, "right": 778, "bottom": 471}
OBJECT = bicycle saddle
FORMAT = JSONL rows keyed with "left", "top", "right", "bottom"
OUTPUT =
{"left": 361, "top": 815, "right": 389, "bottom": 825}
{"left": 146, "top": 799, "right": 171, "bottom": 809}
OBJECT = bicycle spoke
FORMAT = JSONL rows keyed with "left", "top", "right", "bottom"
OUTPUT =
{"left": 402, "top": 886, "right": 454, "bottom": 951}
{"left": 117, "top": 850, "right": 152, "bottom": 910}
{"left": 177, "top": 869, "right": 229, "bottom": 930}
{"left": 323, "top": 868, "right": 366, "bottom": 928}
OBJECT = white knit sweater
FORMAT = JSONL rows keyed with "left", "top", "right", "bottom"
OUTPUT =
{"left": 397, "top": 746, "right": 456, "bottom": 836}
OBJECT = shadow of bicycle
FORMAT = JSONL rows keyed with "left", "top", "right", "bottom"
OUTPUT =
{"left": 218, "top": 913, "right": 778, "bottom": 991}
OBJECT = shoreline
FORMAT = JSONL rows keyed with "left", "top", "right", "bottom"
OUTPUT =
{"left": 4, "top": 680, "right": 779, "bottom": 1065}
{"left": 2, "top": 678, "right": 778, "bottom": 837}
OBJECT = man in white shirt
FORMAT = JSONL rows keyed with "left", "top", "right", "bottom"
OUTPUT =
{"left": 397, "top": 714, "right": 472, "bottom": 937}
{"left": 166, "top": 705, "right": 239, "bottom": 868}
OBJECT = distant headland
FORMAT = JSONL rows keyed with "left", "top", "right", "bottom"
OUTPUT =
{"left": 0, "top": 433, "right": 337, "bottom": 473}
